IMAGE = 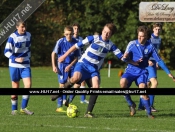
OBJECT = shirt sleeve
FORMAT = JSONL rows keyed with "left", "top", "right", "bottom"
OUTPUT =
{"left": 75, "top": 36, "right": 94, "bottom": 49}
{"left": 4, "top": 36, "right": 16, "bottom": 61}
{"left": 110, "top": 44, "right": 123, "bottom": 59}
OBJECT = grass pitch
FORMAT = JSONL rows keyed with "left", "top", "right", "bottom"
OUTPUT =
{"left": 0, "top": 67, "right": 175, "bottom": 132}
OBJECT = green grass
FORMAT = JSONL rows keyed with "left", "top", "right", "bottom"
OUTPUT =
{"left": 0, "top": 67, "right": 175, "bottom": 132}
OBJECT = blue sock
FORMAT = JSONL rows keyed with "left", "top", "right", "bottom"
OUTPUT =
{"left": 149, "top": 95, "right": 155, "bottom": 107}
{"left": 11, "top": 99, "right": 18, "bottom": 111}
{"left": 21, "top": 95, "right": 29, "bottom": 109}
{"left": 80, "top": 86, "right": 86, "bottom": 101}
{"left": 124, "top": 95, "right": 133, "bottom": 106}
{"left": 69, "top": 95, "right": 75, "bottom": 103}
{"left": 141, "top": 98, "right": 151, "bottom": 115}
{"left": 57, "top": 96, "right": 63, "bottom": 108}
{"left": 138, "top": 96, "right": 144, "bottom": 109}
{"left": 80, "top": 95, "right": 85, "bottom": 101}
{"left": 62, "top": 95, "right": 67, "bottom": 101}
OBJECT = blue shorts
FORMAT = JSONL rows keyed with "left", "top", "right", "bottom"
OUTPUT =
{"left": 58, "top": 63, "right": 74, "bottom": 84}
{"left": 146, "top": 60, "right": 157, "bottom": 81}
{"left": 9, "top": 67, "right": 31, "bottom": 81}
{"left": 121, "top": 71, "right": 148, "bottom": 87}
{"left": 73, "top": 62, "right": 100, "bottom": 84}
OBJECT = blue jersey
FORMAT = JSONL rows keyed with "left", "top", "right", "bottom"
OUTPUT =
{"left": 149, "top": 33, "right": 161, "bottom": 61}
{"left": 4, "top": 30, "right": 31, "bottom": 68}
{"left": 53, "top": 37, "right": 79, "bottom": 64}
{"left": 73, "top": 36, "right": 84, "bottom": 57}
{"left": 125, "top": 40, "right": 161, "bottom": 74}
{"left": 75, "top": 35, "right": 123, "bottom": 70}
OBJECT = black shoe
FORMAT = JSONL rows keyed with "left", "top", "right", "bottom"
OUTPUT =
{"left": 51, "top": 95, "right": 60, "bottom": 101}
{"left": 138, "top": 107, "right": 145, "bottom": 111}
{"left": 129, "top": 102, "right": 136, "bottom": 116}
{"left": 64, "top": 99, "right": 69, "bottom": 107}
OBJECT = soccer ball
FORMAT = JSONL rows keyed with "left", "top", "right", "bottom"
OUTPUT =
{"left": 67, "top": 104, "right": 80, "bottom": 118}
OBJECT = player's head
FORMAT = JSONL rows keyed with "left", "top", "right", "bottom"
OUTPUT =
{"left": 102, "top": 23, "right": 116, "bottom": 41}
{"left": 64, "top": 26, "right": 73, "bottom": 42}
{"left": 137, "top": 25, "right": 151, "bottom": 45}
{"left": 152, "top": 23, "right": 162, "bottom": 36}
{"left": 16, "top": 20, "right": 27, "bottom": 35}
{"left": 72, "top": 23, "right": 80, "bottom": 37}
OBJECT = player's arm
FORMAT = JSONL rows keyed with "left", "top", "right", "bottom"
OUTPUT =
{"left": 120, "top": 42, "right": 142, "bottom": 65}
{"left": 59, "top": 36, "right": 93, "bottom": 63}
{"left": 65, "top": 57, "right": 78, "bottom": 72}
{"left": 4, "top": 37, "right": 16, "bottom": 61}
{"left": 157, "top": 60, "right": 175, "bottom": 81}
{"left": 152, "top": 47, "right": 175, "bottom": 81}
{"left": 51, "top": 41, "right": 60, "bottom": 73}
{"left": 51, "top": 51, "right": 58, "bottom": 73}
{"left": 4, "top": 36, "right": 24, "bottom": 63}
{"left": 58, "top": 45, "right": 78, "bottom": 63}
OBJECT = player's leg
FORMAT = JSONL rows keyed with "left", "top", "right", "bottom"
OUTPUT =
{"left": 62, "top": 94, "right": 67, "bottom": 104}
{"left": 120, "top": 73, "right": 136, "bottom": 116}
{"left": 20, "top": 67, "right": 34, "bottom": 115}
{"left": 9, "top": 67, "right": 20, "bottom": 115}
{"left": 137, "top": 73, "right": 154, "bottom": 118}
{"left": 56, "top": 64, "right": 69, "bottom": 112}
{"left": 79, "top": 81, "right": 89, "bottom": 104}
{"left": 51, "top": 62, "right": 89, "bottom": 101}
{"left": 56, "top": 83, "right": 66, "bottom": 112}
{"left": 64, "top": 62, "right": 86, "bottom": 88}
{"left": 84, "top": 75, "right": 99, "bottom": 118}
{"left": 147, "top": 62, "right": 157, "bottom": 112}
{"left": 65, "top": 83, "right": 80, "bottom": 106}
{"left": 64, "top": 68, "right": 80, "bottom": 106}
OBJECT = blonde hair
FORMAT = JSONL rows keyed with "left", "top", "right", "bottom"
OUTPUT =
{"left": 64, "top": 26, "right": 73, "bottom": 32}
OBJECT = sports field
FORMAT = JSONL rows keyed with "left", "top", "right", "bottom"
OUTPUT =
{"left": 0, "top": 67, "right": 175, "bottom": 132}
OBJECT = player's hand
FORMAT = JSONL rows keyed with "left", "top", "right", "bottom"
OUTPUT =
{"left": 148, "top": 60, "right": 154, "bottom": 66}
{"left": 132, "top": 58, "right": 143, "bottom": 66}
{"left": 137, "top": 58, "right": 143, "bottom": 63}
{"left": 168, "top": 74, "right": 175, "bottom": 82}
{"left": 52, "top": 66, "right": 58, "bottom": 73}
{"left": 58, "top": 56, "right": 65, "bottom": 63}
{"left": 15, "top": 57, "right": 24, "bottom": 63}
{"left": 65, "top": 65, "right": 71, "bottom": 72}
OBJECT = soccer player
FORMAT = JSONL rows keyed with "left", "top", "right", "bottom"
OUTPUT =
{"left": 138, "top": 23, "right": 162, "bottom": 112}
{"left": 71, "top": 23, "right": 89, "bottom": 104}
{"left": 51, "top": 26, "right": 79, "bottom": 112}
{"left": 120, "top": 25, "right": 175, "bottom": 118}
{"left": 52, "top": 23, "right": 125, "bottom": 117}
{"left": 4, "top": 20, "right": 34, "bottom": 115}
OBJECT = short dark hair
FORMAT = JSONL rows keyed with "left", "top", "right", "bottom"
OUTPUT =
{"left": 153, "top": 22, "right": 162, "bottom": 29}
{"left": 72, "top": 23, "right": 80, "bottom": 30}
{"left": 137, "top": 25, "right": 151, "bottom": 39}
{"left": 16, "top": 19, "right": 26, "bottom": 27}
{"left": 104, "top": 23, "right": 117, "bottom": 35}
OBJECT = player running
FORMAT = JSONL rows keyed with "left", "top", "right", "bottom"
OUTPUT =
{"left": 120, "top": 25, "right": 175, "bottom": 119}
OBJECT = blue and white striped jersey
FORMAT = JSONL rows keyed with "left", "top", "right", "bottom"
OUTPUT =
{"left": 75, "top": 35, "right": 123, "bottom": 70}
{"left": 4, "top": 31, "right": 31, "bottom": 68}
{"left": 53, "top": 37, "right": 79, "bottom": 64}
{"left": 124, "top": 40, "right": 161, "bottom": 74}
{"left": 149, "top": 33, "right": 161, "bottom": 60}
